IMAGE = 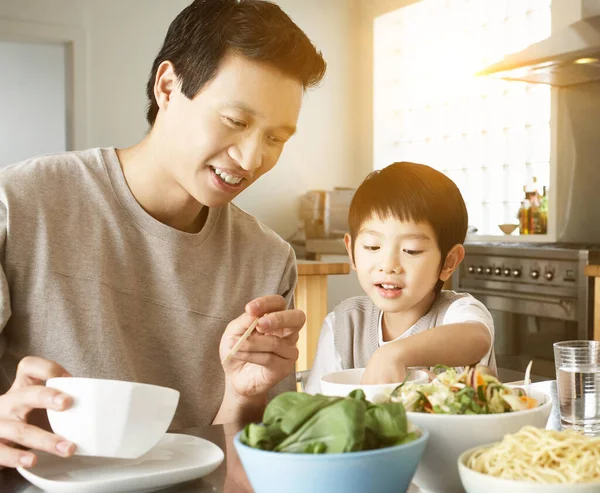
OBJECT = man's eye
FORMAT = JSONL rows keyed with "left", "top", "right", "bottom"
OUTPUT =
{"left": 363, "top": 246, "right": 380, "bottom": 251}
{"left": 268, "top": 135, "right": 286, "bottom": 144}
{"left": 403, "top": 249, "right": 423, "bottom": 255}
{"left": 224, "top": 116, "right": 247, "bottom": 128}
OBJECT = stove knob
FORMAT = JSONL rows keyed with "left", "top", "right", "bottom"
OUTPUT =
{"left": 503, "top": 268, "right": 511, "bottom": 276}
{"left": 476, "top": 266, "right": 483, "bottom": 274}
{"left": 530, "top": 269, "right": 540, "bottom": 279}
{"left": 545, "top": 271, "right": 554, "bottom": 281}
{"left": 512, "top": 268, "right": 522, "bottom": 278}
{"left": 494, "top": 267, "right": 502, "bottom": 275}
{"left": 468, "top": 266, "right": 475, "bottom": 274}
{"left": 485, "top": 267, "right": 492, "bottom": 275}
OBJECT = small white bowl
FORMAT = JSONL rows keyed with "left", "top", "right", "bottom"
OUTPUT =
{"left": 408, "top": 387, "right": 553, "bottom": 493}
{"left": 458, "top": 444, "right": 600, "bottom": 492}
{"left": 46, "top": 377, "right": 180, "bottom": 459}
{"left": 320, "top": 368, "right": 429, "bottom": 403}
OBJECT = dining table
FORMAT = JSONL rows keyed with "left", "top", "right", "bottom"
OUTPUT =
{"left": 0, "top": 380, "right": 561, "bottom": 493}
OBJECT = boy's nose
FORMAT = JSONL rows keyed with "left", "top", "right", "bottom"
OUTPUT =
{"left": 379, "top": 256, "right": 402, "bottom": 274}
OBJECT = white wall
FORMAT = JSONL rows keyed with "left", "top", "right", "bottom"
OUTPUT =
{"left": 0, "top": 0, "right": 85, "bottom": 26}
{"left": 0, "top": 42, "right": 67, "bottom": 166}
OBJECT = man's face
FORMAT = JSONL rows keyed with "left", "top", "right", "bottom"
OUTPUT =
{"left": 158, "top": 54, "right": 303, "bottom": 207}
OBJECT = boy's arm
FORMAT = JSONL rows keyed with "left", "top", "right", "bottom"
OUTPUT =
{"left": 361, "top": 322, "right": 491, "bottom": 385}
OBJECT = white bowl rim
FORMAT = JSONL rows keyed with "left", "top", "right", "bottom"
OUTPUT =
{"left": 234, "top": 425, "right": 429, "bottom": 459}
{"left": 457, "top": 442, "right": 600, "bottom": 487}
{"left": 405, "top": 388, "right": 552, "bottom": 420}
{"left": 320, "top": 368, "right": 429, "bottom": 388}
{"left": 46, "top": 377, "right": 180, "bottom": 395}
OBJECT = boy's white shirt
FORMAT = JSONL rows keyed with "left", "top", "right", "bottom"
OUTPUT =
{"left": 304, "top": 293, "right": 495, "bottom": 395}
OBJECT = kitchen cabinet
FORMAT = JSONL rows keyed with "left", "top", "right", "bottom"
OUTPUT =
{"left": 295, "top": 261, "right": 350, "bottom": 373}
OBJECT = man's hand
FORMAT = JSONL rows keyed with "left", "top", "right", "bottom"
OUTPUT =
{"left": 361, "top": 344, "right": 407, "bottom": 385}
{"left": 0, "top": 356, "right": 75, "bottom": 468}
{"left": 219, "top": 295, "right": 305, "bottom": 402}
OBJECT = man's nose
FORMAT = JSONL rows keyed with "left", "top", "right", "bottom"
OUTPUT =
{"left": 231, "top": 134, "right": 263, "bottom": 172}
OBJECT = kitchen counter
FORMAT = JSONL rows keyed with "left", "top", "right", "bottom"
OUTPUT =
{"left": 295, "top": 261, "right": 350, "bottom": 373}
{"left": 585, "top": 264, "right": 600, "bottom": 340}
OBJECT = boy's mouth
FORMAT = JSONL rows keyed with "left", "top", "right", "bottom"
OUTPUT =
{"left": 376, "top": 283, "right": 402, "bottom": 291}
{"left": 375, "top": 283, "right": 403, "bottom": 299}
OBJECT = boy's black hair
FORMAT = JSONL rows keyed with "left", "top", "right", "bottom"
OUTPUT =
{"left": 145, "top": 0, "right": 327, "bottom": 126}
{"left": 348, "top": 162, "right": 468, "bottom": 293}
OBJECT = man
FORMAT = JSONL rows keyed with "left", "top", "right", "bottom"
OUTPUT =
{"left": 0, "top": 0, "right": 326, "bottom": 468}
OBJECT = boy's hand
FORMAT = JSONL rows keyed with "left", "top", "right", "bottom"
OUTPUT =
{"left": 361, "top": 344, "right": 407, "bottom": 385}
{"left": 219, "top": 295, "right": 305, "bottom": 401}
{"left": 0, "top": 356, "right": 75, "bottom": 468}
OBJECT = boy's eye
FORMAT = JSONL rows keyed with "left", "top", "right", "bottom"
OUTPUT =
{"left": 403, "top": 249, "right": 423, "bottom": 255}
{"left": 363, "top": 245, "right": 380, "bottom": 251}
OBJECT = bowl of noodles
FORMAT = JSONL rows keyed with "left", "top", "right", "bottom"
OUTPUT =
{"left": 458, "top": 426, "right": 600, "bottom": 492}
{"left": 389, "top": 365, "right": 553, "bottom": 493}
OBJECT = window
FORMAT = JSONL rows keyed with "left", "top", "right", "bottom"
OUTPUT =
{"left": 374, "top": 0, "right": 551, "bottom": 235}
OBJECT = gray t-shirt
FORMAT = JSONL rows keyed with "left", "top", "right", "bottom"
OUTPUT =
{"left": 0, "top": 148, "right": 297, "bottom": 429}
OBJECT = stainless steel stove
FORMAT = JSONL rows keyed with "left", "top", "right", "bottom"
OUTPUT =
{"left": 454, "top": 242, "right": 600, "bottom": 380}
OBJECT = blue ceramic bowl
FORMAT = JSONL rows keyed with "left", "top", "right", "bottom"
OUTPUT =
{"left": 233, "top": 427, "right": 429, "bottom": 493}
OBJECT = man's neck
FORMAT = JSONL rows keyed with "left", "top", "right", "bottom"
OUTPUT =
{"left": 116, "top": 136, "right": 207, "bottom": 234}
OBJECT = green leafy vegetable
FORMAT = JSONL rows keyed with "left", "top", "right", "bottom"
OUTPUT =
{"left": 240, "top": 390, "right": 418, "bottom": 454}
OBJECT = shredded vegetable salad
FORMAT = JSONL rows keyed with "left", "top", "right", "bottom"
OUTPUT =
{"left": 389, "top": 365, "right": 539, "bottom": 414}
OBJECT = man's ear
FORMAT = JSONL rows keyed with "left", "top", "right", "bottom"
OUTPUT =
{"left": 344, "top": 233, "right": 356, "bottom": 270}
{"left": 154, "top": 61, "right": 178, "bottom": 113}
{"left": 439, "top": 244, "right": 465, "bottom": 282}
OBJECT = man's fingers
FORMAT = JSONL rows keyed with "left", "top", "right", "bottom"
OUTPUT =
{"left": 2, "top": 386, "right": 72, "bottom": 420}
{"left": 230, "top": 351, "right": 289, "bottom": 368}
{"left": 12, "top": 357, "right": 70, "bottom": 391}
{"left": 255, "top": 309, "right": 306, "bottom": 335}
{"left": 244, "top": 295, "right": 287, "bottom": 318}
{"left": 0, "top": 442, "right": 37, "bottom": 469}
{"left": 0, "top": 419, "right": 75, "bottom": 462}
{"left": 232, "top": 334, "right": 299, "bottom": 361}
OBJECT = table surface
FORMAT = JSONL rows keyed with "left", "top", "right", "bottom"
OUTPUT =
{"left": 0, "top": 381, "right": 560, "bottom": 493}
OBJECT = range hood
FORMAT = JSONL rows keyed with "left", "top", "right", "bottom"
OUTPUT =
{"left": 478, "top": 14, "right": 600, "bottom": 86}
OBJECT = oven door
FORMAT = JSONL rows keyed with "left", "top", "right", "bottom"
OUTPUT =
{"left": 466, "top": 288, "right": 579, "bottom": 380}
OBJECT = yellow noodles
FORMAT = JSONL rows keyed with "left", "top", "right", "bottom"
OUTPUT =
{"left": 467, "top": 426, "right": 600, "bottom": 484}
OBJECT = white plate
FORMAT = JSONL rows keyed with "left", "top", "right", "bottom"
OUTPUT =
{"left": 17, "top": 433, "right": 224, "bottom": 493}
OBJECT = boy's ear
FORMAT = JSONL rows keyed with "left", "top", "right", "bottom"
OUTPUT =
{"left": 439, "top": 244, "right": 465, "bottom": 282}
{"left": 344, "top": 233, "right": 356, "bottom": 270}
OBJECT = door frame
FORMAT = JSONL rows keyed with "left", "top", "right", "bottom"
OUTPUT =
{"left": 0, "top": 19, "right": 88, "bottom": 151}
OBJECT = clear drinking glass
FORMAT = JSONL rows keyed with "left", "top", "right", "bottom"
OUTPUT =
{"left": 554, "top": 340, "right": 600, "bottom": 435}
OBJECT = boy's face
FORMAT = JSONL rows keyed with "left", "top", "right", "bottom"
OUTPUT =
{"left": 155, "top": 53, "right": 303, "bottom": 208}
{"left": 346, "top": 216, "right": 456, "bottom": 315}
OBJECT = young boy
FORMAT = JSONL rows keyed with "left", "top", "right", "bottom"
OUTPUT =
{"left": 305, "top": 162, "right": 496, "bottom": 393}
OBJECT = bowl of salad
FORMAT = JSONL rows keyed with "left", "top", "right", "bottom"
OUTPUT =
{"left": 389, "top": 365, "right": 553, "bottom": 493}
{"left": 233, "top": 389, "right": 429, "bottom": 493}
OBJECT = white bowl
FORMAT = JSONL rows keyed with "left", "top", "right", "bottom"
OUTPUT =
{"left": 46, "top": 377, "right": 180, "bottom": 459}
{"left": 408, "top": 387, "right": 553, "bottom": 493}
{"left": 458, "top": 444, "right": 600, "bottom": 492}
{"left": 320, "top": 368, "right": 429, "bottom": 403}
